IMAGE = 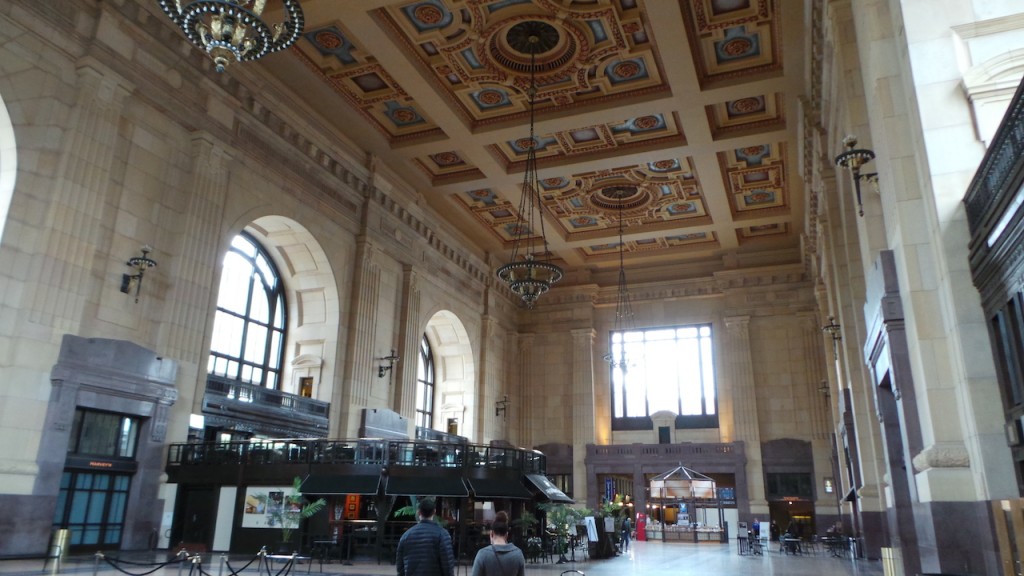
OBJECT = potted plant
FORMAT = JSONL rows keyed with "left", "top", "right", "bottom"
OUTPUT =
{"left": 268, "top": 476, "right": 327, "bottom": 553}
{"left": 510, "top": 509, "right": 539, "bottom": 544}
{"left": 538, "top": 503, "right": 587, "bottom": 563}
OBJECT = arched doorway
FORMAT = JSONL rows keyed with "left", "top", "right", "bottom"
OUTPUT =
{"left": 423, "top": 310, "right": 477, "bottom": 440}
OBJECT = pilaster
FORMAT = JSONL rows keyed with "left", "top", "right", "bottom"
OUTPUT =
{"left": 27, "top": 58, "right": 133, "bottom": 331}
{"left": 571, "top": 328, "right": 596, "bottom": 504}
{"left": 723, "top": 315, "right": 766, "bottom": 512}
{"left": 394, "top": 266, "right": 419, "bottom": 419}
{"left": 337, "top": 238, "right": 380, "bottom": 435}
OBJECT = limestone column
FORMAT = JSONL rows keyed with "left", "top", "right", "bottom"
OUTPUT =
{"left": 478, "top": 315, "right": 498, "bottom": 443}
{"left": 723, "top": 315, "right": 766, "bottom": 515}
{"left": 27, "top": 58, "right": 133, "bottom": 330}
{"left": 571, "top": 328, "right": 596, "bottom": 504}
{"left": 156, "top": 132, "right": 232, "bottom": 429}
{"left": 160, "top": 133, "right": 231, "bottom": 360}
{"left": 799, "top": 312, "right": 831, "bottom": 439}
{"left": 393, "top": 266, "right": 419, "bottom": 419}
{"left": 336, "top": 238, "right": 380, "bottom": 436}
{"left": 517, "top": 334, "right": 534, "bottom": 447}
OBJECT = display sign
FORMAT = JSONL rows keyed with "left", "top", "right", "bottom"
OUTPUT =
{"left": 241, "top": 485, "right": 300, "bottom": 529}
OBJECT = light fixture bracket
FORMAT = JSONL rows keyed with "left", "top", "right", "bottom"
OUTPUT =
{"left": 495, "top": 395, "right": 509, "bottom": 418}
{"left": 377, "top": 349, "right": 400, "bottom": 381}
{"left": 834, "top": 135, "right": 878, "bottom": 217}
{"left": 121, "top": 245, "right": 157, "bottom": 303}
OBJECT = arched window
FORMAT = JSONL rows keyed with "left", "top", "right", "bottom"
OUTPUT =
{"left": 207, "top": 232, "right": 286, "bottom": 389}
{"left": 415, "top": 335, "right": 435, "bottom": 429}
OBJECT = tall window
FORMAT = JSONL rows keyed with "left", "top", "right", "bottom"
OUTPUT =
{"left": 610, "top": 324, "right": 717, "bottom": 430}
{"left": 415, "top": 335, "right": 435, "bottom": 430}
{"left": 68, "top": 410, "right": 139, "bottom": 459}
{"left": 208, "top": 232, "right": 286, "bottom": 389}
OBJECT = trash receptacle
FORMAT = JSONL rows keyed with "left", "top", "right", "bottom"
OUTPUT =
{"left": 49, "top": 529, "right": 70, "bottom": 564}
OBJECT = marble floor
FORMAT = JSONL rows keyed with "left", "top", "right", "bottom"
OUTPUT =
{"left": 1, "top": 540, "right": 884, "bottom": 576}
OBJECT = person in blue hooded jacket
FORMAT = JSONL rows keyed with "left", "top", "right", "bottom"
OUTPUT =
{"left": 396, "top": 498, "right": 455, "bottom": 576}
{"left": 471, "top": 511, "right": 525, "bottom": 576}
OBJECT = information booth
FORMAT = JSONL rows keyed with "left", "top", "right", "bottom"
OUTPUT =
{"left": 647, "top": 465, "right": 725, "bottom": 543}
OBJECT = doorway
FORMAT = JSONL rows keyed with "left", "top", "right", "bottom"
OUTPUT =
{"left": 52, "top": 471, "right": 132, "bottom": 551}
{"left": 768, "top": 500, "right": 815, "bottom": 539}
{"left": 173, "top": 487, "right": 218, "bottom": 552}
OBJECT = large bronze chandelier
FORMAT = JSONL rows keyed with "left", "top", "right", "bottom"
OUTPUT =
{"left": 495, "top": 21, "right": 564, "bottom": 308}
{"left": 156, "top": 0, "right": 304, "bottom": 72}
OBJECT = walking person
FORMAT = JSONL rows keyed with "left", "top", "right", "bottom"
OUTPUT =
{"left": 472, "top": 511, "right": 525, "bottom": 576}
{"left": 396, "top": 498, "right": 456, "bottom": 576}
{"left": 620, "top": 515, "right": 632, "bottom": 552}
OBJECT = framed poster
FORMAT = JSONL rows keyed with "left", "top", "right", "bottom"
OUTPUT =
{"left": 241, "top": 485, "right": 299, "bottom": 529}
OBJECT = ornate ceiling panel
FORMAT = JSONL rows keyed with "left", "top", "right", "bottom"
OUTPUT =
{"left": 706, "top": 93, "right": 784, "bottom": 140}
{"left": 679, "top": 0, "right": 781, "bottom": 89}
{"left": 539, "top": 157, "right": 710, "bottom": 242}
{"left": 295, "top": 24, "right": 444, "bottom": 143}
{"left": 374, "top": 0, "right": 670, "bottom": 129}
{"left": 280, "top": 0, "right": 804, "bottom": 280}
{"left": 718, "top": 142, "right": 789, "bottom": 220}
{"left": 415, "top": 150, "right": 485, "bottom": 183}
{"left": 488, "top": 112, "right": 686, "bottom": 171}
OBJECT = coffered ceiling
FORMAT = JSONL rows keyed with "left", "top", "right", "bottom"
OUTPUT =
{"left": 260, "top": 0, "right": 806, "bottom": 283}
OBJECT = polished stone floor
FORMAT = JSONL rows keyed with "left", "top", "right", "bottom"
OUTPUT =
{"left": 2, "top": 540, "right": 884, "bottom": 576}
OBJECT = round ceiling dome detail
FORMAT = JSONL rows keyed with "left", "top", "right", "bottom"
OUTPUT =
{"left": 590, "top": 185, "right": 650, "bottom": 212}
{"left": 489, "top": 19, "right": 577, "bottom": 76}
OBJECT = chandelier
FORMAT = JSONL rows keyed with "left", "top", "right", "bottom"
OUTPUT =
{"left": 602, "top": 200, "right": 635, "bottom": 367}
{"left": 157, "top": 0, "right": 304, "bottom": 73}
{"left": 495, "top": 22, "right": 563, "bottom": 308}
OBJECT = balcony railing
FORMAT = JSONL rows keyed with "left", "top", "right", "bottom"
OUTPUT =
{"left": 202, "top": 375, "right": 329, "bottom": 436}
{"left": 167, "top": 438, "right": 547, "bottom": 475}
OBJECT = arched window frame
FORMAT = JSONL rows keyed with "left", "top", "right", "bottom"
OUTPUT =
{"left": 207, "top": 232, "right": 287, "bottom": 389}
{"left": 415, "top": 335, "right": 435, "bottom": 430}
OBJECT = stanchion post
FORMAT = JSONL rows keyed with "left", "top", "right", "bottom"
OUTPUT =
{"left": 219, "top": 554, "right": 226, "bottom": 576}
{"left": 93, "top": 551, "right": 104, "bottom": 576}
{"left": 177, "top": 549, "right": 190, "bottom": 576}
{"left": 191, "top": 553, "right": 202, "bottom": 576}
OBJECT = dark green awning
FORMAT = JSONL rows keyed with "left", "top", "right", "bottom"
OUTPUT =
{"left": 466, "top": 477, "right": 533, "bottom": 499}
{"left": 523, "top": 473, "right": 574, "bottom": 504}
{"left": 385, "top": 475, "right": 468, "bottom": 497}
{"left": 299, "top": 474, "right": 380, "bottom": 495}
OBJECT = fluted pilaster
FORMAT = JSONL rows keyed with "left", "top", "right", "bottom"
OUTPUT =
{"left": 571, "top": 328, "right": 596, "bottom": 502}
{"left": 342, "top": 240, "right": 380, "bottom": 416}
{"left": 518, "top": 334, "right": 534, "bottom": 447}
{"left": 394, "top": 266, "right": 420, "bottom": 418}
{"left": 799, "top": 312, "right": 831, "bottom": 439}
{"left": 724, "top": 315, "right": 766, "bottom": 508}
{"left": 29, "top": 59, "right": 133, "bottom": 328}
{"left": 160, "top": 132, "right": 232, "bottom": 362}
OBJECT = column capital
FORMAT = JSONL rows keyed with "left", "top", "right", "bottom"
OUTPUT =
{"left": 724, "top": 315, "right": 751, "bottom": 330}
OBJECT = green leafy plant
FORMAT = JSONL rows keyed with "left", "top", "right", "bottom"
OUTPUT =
{"left": 538, "top": 504, "right": 589, "bottom": 556}
{"left": 270, "top": 476, "right": 327, "bottom": 547}
{"left": 393, "top": 497, "right": 447, "bottom": 527}
{"left": 511, "top": 510, "right": 539, "bottom": 540}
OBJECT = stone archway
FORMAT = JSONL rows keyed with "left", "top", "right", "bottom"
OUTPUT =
{"left": 0, "top": 90, "right": 17, "bottom": 243}
{"left": 423, "top": 310, "right": 477, "bottom": 440}
{"left": 244, "top": 216, "right": 341, "bottom": 403}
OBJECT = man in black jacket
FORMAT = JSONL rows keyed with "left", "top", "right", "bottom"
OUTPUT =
{"left": 396, "top": 498, "right": 455, "bottom": 576}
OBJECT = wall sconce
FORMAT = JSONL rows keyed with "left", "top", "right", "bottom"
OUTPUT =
{"left": 821, "top": 316, "right": 842, "bottom": 359}
{"left": 495, "top": 395, "right": 509, "bottom": 419}
{"left": 120, "top": 245, "right": 157, "bottom": 303}
{"left": 834, "top": 135, "right": 878, "bottom": 217}
{"left": 377, "top": 350, "right": 400, "bottom": 380}
{"left": 818, "top": 380, "right": 831, "bottom": 398}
